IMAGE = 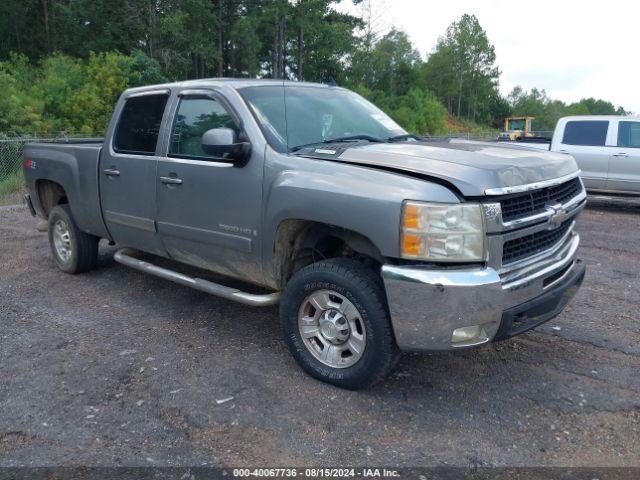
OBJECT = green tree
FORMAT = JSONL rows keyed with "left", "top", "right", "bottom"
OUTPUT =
{"left": 508, "top": 86, "right": 627, "bottom": 132}
{"left": 290, "top": 1, "right": 363, "bottom": 83}
{"left": 0, "top": 55, "right": 45, "bottom": 135}
{"left": 228, "top": 15, "right": 261, "bottom": 77}
{"left": 423, "top": 14, "right": 500, "bottom": 123}
{"left": 350, "top": 29, "right": 420, "bottom": 96}
{"left": 156, "top": 0, "right": 217, "bottom": 79}
{"left": 0, "top": 51, "right": 166, "bottom": 136}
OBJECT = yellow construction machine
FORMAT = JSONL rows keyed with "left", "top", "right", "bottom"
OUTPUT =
{"left": 499, "top": 116, "right": 536, "bottom": 141}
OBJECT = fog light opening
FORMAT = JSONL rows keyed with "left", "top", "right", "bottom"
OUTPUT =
{"left": 451, "top": 325, "right": 489, "bottom": 347}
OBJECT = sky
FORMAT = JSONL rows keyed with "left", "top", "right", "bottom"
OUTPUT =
{"left": 335, "top": 0, "right": 639, "bottom": 113}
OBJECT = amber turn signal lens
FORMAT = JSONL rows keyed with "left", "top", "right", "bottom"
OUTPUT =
{"left": 401, "top": 233, "right": 421, "bottom": 257}
{"left": 402, "top": 203, "right": 421, "bottom": 229}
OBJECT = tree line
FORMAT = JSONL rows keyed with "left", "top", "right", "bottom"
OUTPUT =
{"left": 507, "top": 87, "right": 626, "bottom": 132}
{"left": 0, "top": 0, "right": 364, "bottom": 83}
{"left": 0, "top": 0, "right": 627, "bottom": 137}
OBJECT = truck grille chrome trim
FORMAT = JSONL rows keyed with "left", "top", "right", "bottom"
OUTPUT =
{"left": 499, "top": 177, "right": 583, "bottom": 223}
{"left": 480, "top": 171, "right": 585, "bottom": 304}
{"left": 501, "top": 234, "right": 580, "bottom": 291}
{"left": 497, "top": 224, "right": 575, "bottom": 275}
{"left": 502, "top": 219, "right": 574, "bottom": 265}
{"left": 501, "top": 188, "right": 586, "bottom": 230}
{"left": 483, "top": 171, "right": 582, "bottom": 195}
{"left": 483, "top": 180, "right": 586, "bottom": 234}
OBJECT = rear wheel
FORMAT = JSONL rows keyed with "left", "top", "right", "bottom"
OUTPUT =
{"left": 48, "top": 204, "right": 99, "bottom": 274}
{"left": 280, "top": 258, "right": 399, "bottom": 390}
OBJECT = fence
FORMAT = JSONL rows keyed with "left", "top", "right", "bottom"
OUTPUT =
{"left": 441, "top": 132, "right": 498, "bottom": 141}
{"left": 0, "top": 138, "right": 28, "bottom": 179}
{"left": 0, "top": 138, "right": 32, "bottom": 201}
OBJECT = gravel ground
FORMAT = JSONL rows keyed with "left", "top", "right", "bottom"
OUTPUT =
{"left": 0, "top": 200, "right": 639, "bottom": 468}
{"left": 0, "top": 191, "right": 24, "bottom": 207}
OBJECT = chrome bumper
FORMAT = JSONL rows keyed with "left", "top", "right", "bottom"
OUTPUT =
{"left": 382, "top": 233, "right": 584, "bottom": 351}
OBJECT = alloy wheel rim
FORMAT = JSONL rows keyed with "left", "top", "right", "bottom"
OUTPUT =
{"left": 298, "top": 289, "right": 366, "bottom": 368}
{"left": 52, "top": 219, "right": 72, "bottom": 263}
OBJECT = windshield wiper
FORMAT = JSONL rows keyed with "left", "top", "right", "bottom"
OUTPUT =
{"left": 386, "top": 134, "right": 424, "bottom": 142}
{"left": 290, "top": 134, "right": 384, "bottom": 152}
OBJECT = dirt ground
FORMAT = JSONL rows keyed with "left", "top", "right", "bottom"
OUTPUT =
{"left": 0, "top": 199, "right": 639, "bottom": 468}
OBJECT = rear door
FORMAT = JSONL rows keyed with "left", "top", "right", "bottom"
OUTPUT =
{"left": 155, "top": 89, "right": 265, "bottom": 283}
{"left": 556, "top": 120, "right": 610, "bottom": 190}
{"left": 99, "top": 90, "right": 170, "bottom": 254}
{"left": 607, "top": 119, "right": 640, "bottom": 194}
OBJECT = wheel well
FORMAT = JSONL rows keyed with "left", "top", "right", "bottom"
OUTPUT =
{"left": 273, "top": 220, "right": 385, "bottom": 289}
{"left": 36, "top": 180, "right": 68, "bottom": 218}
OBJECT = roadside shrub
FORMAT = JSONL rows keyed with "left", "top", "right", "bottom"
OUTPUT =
{"left": 0, "top": 51, "right": 167, "bottom": 136}
{"left": 0, "top": 55, "right": 45, "bottom": 134}
{"left": 354, "top": 84, "right": 448, "bottom": 135}
{"left": 0, "top": 170, "right": 25, "bottom": 198}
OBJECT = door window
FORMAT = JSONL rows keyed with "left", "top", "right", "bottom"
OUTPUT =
{"left": 617, "top": 121, "right": 640, "bottom": 148}
{"left": 169, "top": 97, "right": 239, "bottom": 159}
{"left": 114, "top": 94, "right": 169, "bottom": 155}
{"left": 562, "top": 121, "right": 609, "bottom": 146}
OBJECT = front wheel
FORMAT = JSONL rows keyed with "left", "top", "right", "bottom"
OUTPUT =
{"left": 280, "top": 259, "right": 399, "bottom": 390}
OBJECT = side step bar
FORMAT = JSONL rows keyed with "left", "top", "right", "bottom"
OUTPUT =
{"left": 113, "top": 249, "right": 281, "bottom": 307}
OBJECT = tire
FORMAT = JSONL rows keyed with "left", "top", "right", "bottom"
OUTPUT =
{"left": 48, "top": 204, "right": 99, "bottom": 274}
{"left": 280, "top": 258, "right": 399, "bottom": 390}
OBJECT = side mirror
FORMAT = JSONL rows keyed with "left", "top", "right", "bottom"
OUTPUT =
{"left": 201, "top": 127, "right": 251, "bottom": 163}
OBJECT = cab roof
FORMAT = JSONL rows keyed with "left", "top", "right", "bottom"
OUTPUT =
{"left": 559, "top": 115, "right": 640, "bottom": 121}
{"left": 124, "top": 78, "right": 335, "bottom": 95}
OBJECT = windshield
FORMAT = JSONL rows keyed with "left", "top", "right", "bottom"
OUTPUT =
{"left": 508, "top": 119, "right": 526, "bottom": 131}
{"left": 240, "top": 85, "right": 407, "bottom": 152}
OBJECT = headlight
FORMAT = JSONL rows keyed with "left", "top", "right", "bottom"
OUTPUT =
{"left": 400, "top": 201, "right": 485, "bottom": 262}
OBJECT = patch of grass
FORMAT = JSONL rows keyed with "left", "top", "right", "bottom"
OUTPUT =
{"left": 0, "top": 170, "right": 25, "bottom": 206}
{"left": 444, "top": 114, "right": 498, "bottom": 138}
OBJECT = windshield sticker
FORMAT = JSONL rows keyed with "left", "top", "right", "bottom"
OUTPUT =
{"left": 371, "top": 113, "right": 401, "bottom": 131}
{"left": 315, "top": 148, "right": 337, "bottom": 155}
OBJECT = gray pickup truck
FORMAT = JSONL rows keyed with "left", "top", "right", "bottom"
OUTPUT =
{"left": 23, "top": 79, "right": 586, "bottom": 389}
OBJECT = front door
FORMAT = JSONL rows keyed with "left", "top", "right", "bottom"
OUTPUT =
{"left": 155, "top": 91, "right": 264, "bottom": 284}
{"left": 607, "top": 120, "right": 640, "bottom": 194}
{"left": 557, "top": 120, "right": 610, "bottom": 190}
{"left": 99, "top": 91, "right": 170, "bottom": 254}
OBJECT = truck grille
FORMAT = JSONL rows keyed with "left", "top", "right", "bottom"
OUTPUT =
{"left": 500, "top": 178, "right": 582, "bottom": 223}
{"left": 502, "top": 220, "right": 573, "bottom": 265}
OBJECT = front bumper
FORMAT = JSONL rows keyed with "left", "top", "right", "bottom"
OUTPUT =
{"left": 382, "top": 239, "right": 585, "bottom": 351}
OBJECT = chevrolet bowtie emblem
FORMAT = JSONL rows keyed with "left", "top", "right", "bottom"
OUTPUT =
{"left": 548, "top": 204, "right": 567, "bottom": 228}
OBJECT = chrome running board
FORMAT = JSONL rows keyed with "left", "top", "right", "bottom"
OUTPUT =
{"left": 113, "top": 248, "right": 280, "bottom": 307}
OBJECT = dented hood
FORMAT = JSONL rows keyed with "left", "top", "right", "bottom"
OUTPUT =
{"left": 333, "top": 139, "right": 578, "bottom": 197}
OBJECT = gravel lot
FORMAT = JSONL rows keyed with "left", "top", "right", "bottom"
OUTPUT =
{"left": 1, "top": 200, "right": 639, "bottom": 468}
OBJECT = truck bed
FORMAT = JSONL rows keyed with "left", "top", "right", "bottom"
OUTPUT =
{"left": 23, "top": 140, "right": 109, "bottom": 239}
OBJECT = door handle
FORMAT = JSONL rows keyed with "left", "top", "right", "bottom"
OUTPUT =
{"left": 103, "top": 168, "right": 120, "bottom": 177}
{"left": 160, "top": 176, "right": 183, "bottom": 185}
{"left": 559, "top": 149, "right": 569, "bottom": 154}
{"left": 613, "top": 152, "right": 629, "bottom": 158}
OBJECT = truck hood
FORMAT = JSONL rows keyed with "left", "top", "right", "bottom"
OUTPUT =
{"left": 333, "top": 139, "right": 578, "bottom": 197}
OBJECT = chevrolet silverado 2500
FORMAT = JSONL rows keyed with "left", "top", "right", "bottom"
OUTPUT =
{"left": 23, "top": 79, "right": 587, "bottom": 389}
